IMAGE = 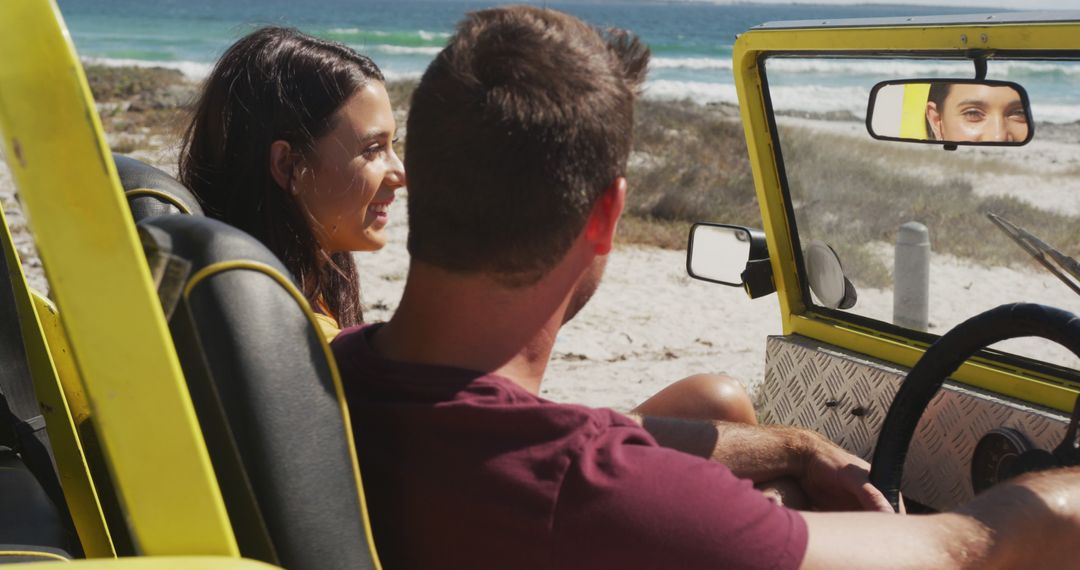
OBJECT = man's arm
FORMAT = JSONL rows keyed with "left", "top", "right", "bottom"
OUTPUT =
{"left": 639, "top": 416, "right": 891, "bottom": 512}
{"left": 800, "top": 467, "right": 1080, "bottom": 569}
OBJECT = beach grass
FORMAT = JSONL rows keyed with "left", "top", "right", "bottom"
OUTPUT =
{"left": 777, "top": 123, "right": 1080, "bottom": 287}
{"left": 624, "top": 99, "right": 760, "bottom": 246}
{"left": 84, "top": 64, "right": 189, "bottom": 103}
{"left": 85, "top": 64, "right": 196, "bottom": 154}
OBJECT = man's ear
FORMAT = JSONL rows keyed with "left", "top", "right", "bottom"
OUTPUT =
{"left": 584, "top": 177, "right": 627, "bottom": 256}
{"left": 925, "top": 103, "right": 943, "bottom": 140}
{"left": 269, "top": 140, "right": 298, "bottom": 194}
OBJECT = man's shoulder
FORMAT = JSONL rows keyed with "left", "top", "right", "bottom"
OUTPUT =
{"left": 330, "top": 322, "right": 376, "bottom": 360}
{"left": 332, "top": 322, "right": 643, "bottom": 431}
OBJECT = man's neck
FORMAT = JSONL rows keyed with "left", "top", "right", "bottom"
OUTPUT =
{"left": 372, "top": 261, "right": 581, "bottom": 395}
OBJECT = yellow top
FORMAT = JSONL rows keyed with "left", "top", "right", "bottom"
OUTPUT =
{"left": 313, "top": 296, "right": 342, "bottom": 341}
{"left": 313, "top": 313, "right": 342, "bottom": 342}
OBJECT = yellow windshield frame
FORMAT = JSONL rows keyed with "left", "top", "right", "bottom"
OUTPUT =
{"left": 733, "top": 21, "right": 1080, "bottom": 413}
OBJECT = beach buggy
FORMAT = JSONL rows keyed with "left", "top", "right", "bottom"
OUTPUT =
{"left": 2, "top": 0, "right": 1080, "bottom": 567}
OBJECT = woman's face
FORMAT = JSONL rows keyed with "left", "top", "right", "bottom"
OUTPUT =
{"left": 926, "top": 84, "right": 1029, "bottom": 143}
{"left": 295, "top": 81, "right": 405, "bottom": 253}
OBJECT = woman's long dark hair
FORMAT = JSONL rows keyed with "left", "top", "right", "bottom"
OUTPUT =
{"left": 179, "top": 26, "right": 384, "bottom": 327}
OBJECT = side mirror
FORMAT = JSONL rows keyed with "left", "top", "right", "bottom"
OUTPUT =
{"left": 866, "top": 79, "right": 1033, "bottom": 147}
{"left": 686, "top": 223, "right": 775, "bottom": 299}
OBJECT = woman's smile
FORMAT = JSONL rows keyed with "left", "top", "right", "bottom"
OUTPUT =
{"left": 367, "top": 196, "right": 395, "bottom": 226}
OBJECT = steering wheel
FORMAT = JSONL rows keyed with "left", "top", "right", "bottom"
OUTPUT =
{"left": 868, "top": 303, "right": 1080, "bottom": 512}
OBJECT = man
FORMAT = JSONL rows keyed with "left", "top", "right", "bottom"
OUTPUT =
{"left": 332, "top": 6, "right": 1080, "bottom": 569}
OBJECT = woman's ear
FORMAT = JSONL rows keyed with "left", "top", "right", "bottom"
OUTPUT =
{"left": 925, "top": 103, "right": 944, "bottom": 140}
{"left": 269, "top": 140, "right": 298, "bottom": 194}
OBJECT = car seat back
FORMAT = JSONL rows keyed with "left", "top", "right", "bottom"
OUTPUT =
{"left": 138, "top": 214, "right": 380, "bottom": 570}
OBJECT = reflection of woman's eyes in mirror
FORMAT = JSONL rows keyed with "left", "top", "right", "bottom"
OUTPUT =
{"left": 1007, "top": 106, "right": 1028, "bottom": 124}
{"left": 961, "top": 107, "right": 987, "bottom": 123}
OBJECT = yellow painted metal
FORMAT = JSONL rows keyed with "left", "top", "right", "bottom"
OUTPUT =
{"left": 185, "top": 261, "right": 384, "bottom": 569}
{"left": 0, "top": 0, "right": 236, "bottom": 556}
{"left": 31, "top": 293, "right": 92, "bottom": 434}
{"left": 0, "top": 550, "right": 70, "bottom": 563}
{"left": 6, "top": 558, "right": 281, "bottom": 569}
{"left": 0, "top": 207, "right": 114, "bottom": 556}
{"left": 733, "top": 20, "right": 1080, "bottom": 412}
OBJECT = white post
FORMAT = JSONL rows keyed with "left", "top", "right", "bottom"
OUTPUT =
{"left": 894, "top": 221, "right": 930, "bottom": 331}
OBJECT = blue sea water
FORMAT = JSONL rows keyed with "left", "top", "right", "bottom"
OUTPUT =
{"left": 55, "top": 1, "right": 1080, "bottom": 122}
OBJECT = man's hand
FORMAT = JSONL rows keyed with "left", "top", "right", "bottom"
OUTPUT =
{"left": 640, "top": 415, "right": 897, "bottom": 513}
{"left": 796, "top": 431, "right": 893, "bottom": 513}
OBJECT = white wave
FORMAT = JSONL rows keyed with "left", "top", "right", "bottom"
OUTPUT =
{"left": 646, "top": 79, "right": 871, "bottom": 116}
{"left": 369, "top": 44, "right": 443, "bottom": 56}
{"left": 651, "top": 56, "right": 732, "bottom": 71}
{"left": 82, "top": 56, "right": 212, "bottom": 80}
{"left": 766, "top": 57, "right": 1080, "bottom": 79}
{"left": 644, "top": 80, "right": 739, "bottom": 104}
{"left": 382, "top": 70, "right": 424, "bottom": 82}
{"left": 1031, "top": 103, "right": 1080, "bottom": 125}
{"left": 417, "top": 30, "right": 450, "bottom": 41}
{"left": 767, "top": 58, "right": 972, "bottom": 77}
{"left": 329, "top": 28, "right": 448, "bottom": 42}
{"left": 769, "top": 84, "right": 871, "bottom": 115}
{"left": 990, "top": 60, "right": 1080, "bottom": 78}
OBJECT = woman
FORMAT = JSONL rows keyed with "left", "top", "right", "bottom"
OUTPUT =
{"left": 179, "top": 26, "right": 405, "bottom": 339}
{"left": 925, "top": 81, "right": 1029, "bottom": 143}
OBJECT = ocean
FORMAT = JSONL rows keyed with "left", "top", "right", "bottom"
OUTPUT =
{"left": 55, "top": 0, "right": 1080, "bottom": 123}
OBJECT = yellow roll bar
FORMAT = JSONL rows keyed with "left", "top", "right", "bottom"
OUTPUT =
{"left": 0, "top": 0, "right": 236, "bottom": 556}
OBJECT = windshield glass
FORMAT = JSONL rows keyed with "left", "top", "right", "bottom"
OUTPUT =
{"left": 764, "top": 55, "right": 1080, "bottom": 371}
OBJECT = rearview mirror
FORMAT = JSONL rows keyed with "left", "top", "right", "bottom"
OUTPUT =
{"left": 866, "top": 79, "right": 1032, "bottom": 146}
{"left": 686, "top": 223, "right": 774, "bottom": 299}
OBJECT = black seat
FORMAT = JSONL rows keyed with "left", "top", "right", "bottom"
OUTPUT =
{"left": 0, "top": 448, "right": 73, "bottom": 560}
{"left": 0, "top": 216, "right": 78, "bottom": 557}
{"left": 137, "top": 214, "right": 379, "bottom": 570}
{"left": 114, "top": 154, "right": 203, "bottom": 220}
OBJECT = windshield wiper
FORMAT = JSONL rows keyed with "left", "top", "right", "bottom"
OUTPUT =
{"left": 987, "top": 212, "right": 1080, "bottom": 297}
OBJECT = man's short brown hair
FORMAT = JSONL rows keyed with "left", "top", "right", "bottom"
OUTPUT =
{"left": 405, "top": 5, "right": 649, "bottom": 285}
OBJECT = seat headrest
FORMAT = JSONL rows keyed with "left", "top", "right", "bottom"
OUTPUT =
{"left": 137, "top": 214, "right": 286, "bottom": 277}
{"left": 114, "top": 154, "right": 203, "bottom": 220}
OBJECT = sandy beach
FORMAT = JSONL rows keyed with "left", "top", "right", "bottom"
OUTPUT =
{"left": 4, "top": 67, "right": 1080, "bottom": 415}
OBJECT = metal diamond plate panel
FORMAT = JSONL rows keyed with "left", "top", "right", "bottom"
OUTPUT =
{"left": 759, "top": 335, "right": 1069, "bottom": 510}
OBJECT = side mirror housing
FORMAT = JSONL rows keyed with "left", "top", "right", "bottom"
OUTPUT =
{"left": 686, "top": 223, "right": 775, "bottom": 299}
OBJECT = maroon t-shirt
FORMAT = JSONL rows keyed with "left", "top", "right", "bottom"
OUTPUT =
{"left": 333, "top": 324, "right": 808, "bottom": 569}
